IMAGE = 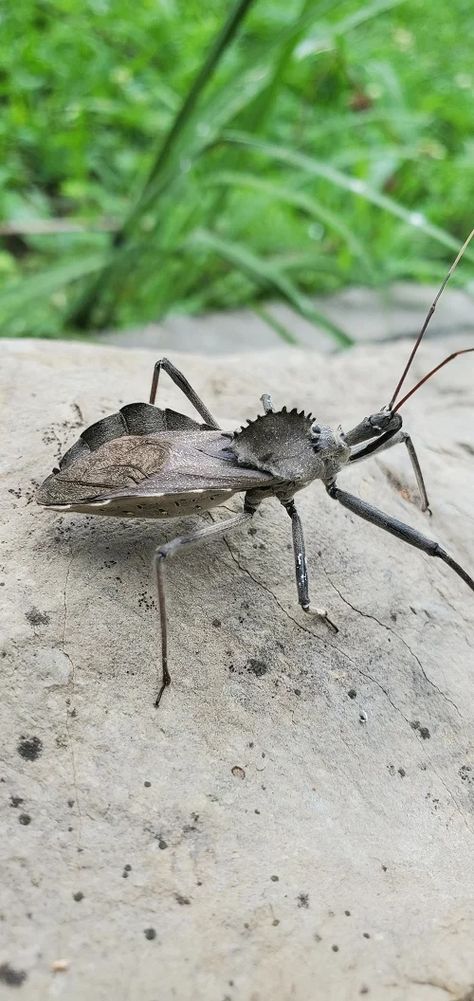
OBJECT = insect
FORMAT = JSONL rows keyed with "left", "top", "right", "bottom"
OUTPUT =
{"left": 37, "top": 232, "right": 474, "bottom": 706}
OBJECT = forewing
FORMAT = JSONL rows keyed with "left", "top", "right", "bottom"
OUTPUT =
{"left": 37, "top": 429, "right": 275, "bottom": 509}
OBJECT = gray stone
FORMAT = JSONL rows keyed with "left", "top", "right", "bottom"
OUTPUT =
{"left": 1, "top": 337, "right": 473, "bottom": 1001}
{"left": 97, "top": 283, "right": 474, "bottom": 354}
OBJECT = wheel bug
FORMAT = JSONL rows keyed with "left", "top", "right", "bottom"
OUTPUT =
{"left": 37, "top": 231, "right": 474, "bottom": 706}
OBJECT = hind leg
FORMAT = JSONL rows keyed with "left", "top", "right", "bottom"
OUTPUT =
{"left": 149, "top": 357, "right": 220, "bottom": 429}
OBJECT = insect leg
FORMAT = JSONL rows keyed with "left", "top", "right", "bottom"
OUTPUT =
{"left": 281, "top": 499, "right": 338, "bottom": 632}
{"left": 326, "top": 483, "right": 474, "bottom": 592}
{"left": 350, "top": 430, "right": 430, "bottom": 512}
{"left": 153, "top": 507, "right": 255, "bottom": 707}
{"left": 149, "top": 357, "right": 220, "bottom": 429}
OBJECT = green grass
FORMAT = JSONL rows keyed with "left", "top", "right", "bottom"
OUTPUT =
{"left": 1, "top": 0, "right": 473, "bottom": 340}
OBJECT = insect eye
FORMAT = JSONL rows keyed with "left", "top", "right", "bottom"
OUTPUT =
{"left": 310, "top": 423, "right": 321, "bottom": 435}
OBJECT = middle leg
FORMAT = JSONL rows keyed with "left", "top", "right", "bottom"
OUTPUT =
{"left": 281, "top": 498, "right": 338, "bottom": 631}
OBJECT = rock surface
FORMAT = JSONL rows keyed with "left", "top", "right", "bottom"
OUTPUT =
{"left": 97, "top": 283, "right": 474, "bottom": 354}
{"left": 1, "top": 337, "right": 474, "bottom": 1001}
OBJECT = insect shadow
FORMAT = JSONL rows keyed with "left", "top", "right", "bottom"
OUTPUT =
{"left": 37, "top": 232, "right": 474, "bottom": 706}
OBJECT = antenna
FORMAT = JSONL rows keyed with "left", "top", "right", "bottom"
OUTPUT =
{"left": 392, "top": 348, "right": 474, "bottom": 412}
{"left": 388, "top": 228, "right": 474, "bottom": 410}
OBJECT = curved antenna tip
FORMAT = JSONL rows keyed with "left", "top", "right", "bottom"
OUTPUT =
{"left": 389, "top": 227, "right": 474, "bottom": 410}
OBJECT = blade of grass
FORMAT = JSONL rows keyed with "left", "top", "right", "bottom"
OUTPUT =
{"left": 242, "top": 0, "right": 316, "bottom": 130}
{"left": 208, "top": 169, "right": 376, "bottom": 279}
{"left": 222, "top": 132, "right": 474, "bottom": 262}
{"left": 253, "top": 304, "right": 300, "bottom": 345}
{"left": 117, "top": 0, "right": 258, "bottom": 247}
{"left": 189, "top": 228, "right": 353, "bottom": 346}
{"left": 68, "top": 0, "right": 258, "bottom": 329}
{"left": 0, "top": 252, "right": 107, "bottom": 321}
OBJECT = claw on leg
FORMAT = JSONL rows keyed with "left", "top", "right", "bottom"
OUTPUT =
{"left": 154, "top": 666, "right": 171, "bottom": 708}
{"left": 302, "top": 604, "right": 338, "bottom": 633}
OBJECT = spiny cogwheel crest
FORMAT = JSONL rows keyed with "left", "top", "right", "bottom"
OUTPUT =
{"left": 231, "top": 406, "right": 315, "bottom": 472}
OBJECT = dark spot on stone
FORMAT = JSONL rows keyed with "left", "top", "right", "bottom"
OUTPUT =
{"left": 398, "top": 767, "right": 406, "bottom": 777}
{"left": 144, "top": 928, "right": 156, "bottom": 940}
{"left": 67, "top": 799, "right": 74, "bottom": 808}
{"left": 297, "top": 893, "right": 309, "bottom": 909}
{"left": 348, "top": 689, "right": 357, "bottom": 699}
{"left": 158, "top": 838, "right": 168, "bottom": 850}
{"left": 363, "top": 932, "right": 370, "bottom": 939}
{"left": 175, "top": 894, "right": 191, "bottom": 905}
{"left": 122, "top": 871, "right": 129, "bottom": 878}
{"left": 25, "top": 607, "right": 50, "bottom": 627}
{"left": 231, "top": 766, "right": 245, "bottom": 780}
{"left": 254, "top": 809, "right": 260, "bottom": 815}
{"left": 294, "top": 688, "right": 301, "bottom": 696}
{"left": 19, "top": 814, "right": 31, "bottom": 826}
{"left": 73, "top": 892, "right": 83, "bottom": 902}
{"left": 387, "top": 764, "right": 396, "bottom": 776}
{"left": 144, "top": 781, "right": 151, "bottom": 787}
{"left": 271, "top": 875, "right": 279, "bottom": 882}
{"left": 17, "top": 736, "right": 43, "bottom": 761}
{"left": 246, "top": 659, "right": 268, "bottom": 677}
{"left": 332, "top": 944, "right": 339, "bottom": 952}
{"left": 10, "top": 796, "right": 24, "bottom": 808}
{"left": 0, "top": 963, "right": 27, "bottom": 987}
{"left": 344, "top": 910, "right": 351, "bottom": 916}
{"left": 212, "top": 618, "right": 221, "bottom": 628}
{"left": 272, "top": 918, "right": 280, "bottom": 926}
{"left": 411, "top": 720, "right": 431, "bottom": 740}
{"left": 124, "top": 864, "right": 132, "bottom": 871}
{"left": 381, "top": 864, "right": 388, "bottom": 872}
{"left": 360, "top": 987, "right": 370, "bottom": 995}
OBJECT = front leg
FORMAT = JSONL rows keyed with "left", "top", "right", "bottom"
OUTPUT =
{"left": 327, "top": 483, "right": 474, "bottom": 592}
{"left": 281, "top": 499, "right": 338, "bottom": 632}
{"left": 349, "top": 429, "right": 430, "bottom": 513}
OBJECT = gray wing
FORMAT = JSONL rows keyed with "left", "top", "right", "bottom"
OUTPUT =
{"left": 37, "top": 429, "right": 276, "bottom": 510}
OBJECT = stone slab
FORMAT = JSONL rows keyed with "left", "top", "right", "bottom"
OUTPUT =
{"left": 1, "top": 338, "right": 473, "bottom": 1001}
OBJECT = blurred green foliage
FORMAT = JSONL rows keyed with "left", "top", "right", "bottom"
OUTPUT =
{"left": 0, "top": 0, "right": 473, "bottom": 338}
